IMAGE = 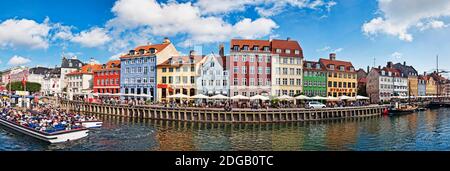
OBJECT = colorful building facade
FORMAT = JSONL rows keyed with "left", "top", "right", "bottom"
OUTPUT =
{"left": 196, "top": 53, "right": 229, "bottom": 96}
{"left": 393, "top": 62, "right": 418, "bottom": 96}
{"left": 93, "top": 60, "right": 121, "bottom": 94}
{"left": 418, "top": 75, "right": 427, "bottom": 96}
{"left": 66, "top": 61, "right": 102, "bottom": 95}
{"left": 303, "top": 61, "right": 327, "bottom": 97}
{"left": 120, "top": 38, "right": 179, "bottom": 101}
{"left": 156, "top": 53, "right": 204, "bottom": 102}
{"left": 229, "top": 39, "right": 273, "bottom": 97}
{"left": 270, "top": 39, "right": 304, "bottom": 97}
{"left": 320, "top": 53, "right": 357, "bottom": 97}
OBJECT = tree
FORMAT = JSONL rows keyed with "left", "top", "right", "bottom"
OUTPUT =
{"left": 6, "top": 81, "right": 41, "bottom": 93}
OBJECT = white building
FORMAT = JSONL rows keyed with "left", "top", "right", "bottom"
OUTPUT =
{"left": 60, "top": 56, "right": 85, "bottom": 92}
{"left": 28, "top": 67, "right": 51, "bottom": 92}
{"left": 367, "top": 65, "right": 408, "bottom": 103}
{"left": 196, "top": 54, "right": 229, "bottom": 96}
{"left": 42, "top": 68, "right": 62, "bottom": 96}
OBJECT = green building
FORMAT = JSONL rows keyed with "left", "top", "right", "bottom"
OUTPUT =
{"left": 303, "top": 61, "right": 327, "bottom": 97}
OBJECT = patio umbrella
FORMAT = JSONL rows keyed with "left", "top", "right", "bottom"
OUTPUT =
{"left": 277, "top": 95, "right": 295, "bottom": 101}
{"left": 168, "top": 93, "right": 190, "bottom": 99}
{"left": 191, "top": 94, "right": 210, "bottom": 99}
{"left": 231, "top": 95, "right": 250, "bottom": 100}
{"left": 326, "top": 96, "right": 339, "bottom": 101}
{"left": 210, "top": 94, "right": 229, "bottom": 100}
{"left": 309, "top": 96, "right": 325, "bottom": 100}
{"left": 250, "top": 95, "right": 270, "bottom": 101}
{"left": 295, "top": 95, "right": 311, "bottom": 100}
{"left": 339, "top": 95, "right": 352, "bottom": 101}
{"left": 355, "top": 95, "right": 369, "bottom": 100}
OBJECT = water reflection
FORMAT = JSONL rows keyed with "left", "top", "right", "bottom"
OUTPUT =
{"left": 3, "top": 110, "right": 450, "bottom": 151}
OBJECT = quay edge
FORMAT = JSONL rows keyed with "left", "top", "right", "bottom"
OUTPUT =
{"left": 61, "top": 100, "right": 389, "bottom": 123}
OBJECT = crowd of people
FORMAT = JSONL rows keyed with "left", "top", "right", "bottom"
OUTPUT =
{"left": 0, "top": 105, "right": 97, "bottom": 134}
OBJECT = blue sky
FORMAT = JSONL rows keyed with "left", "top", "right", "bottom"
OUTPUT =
{"left": 0, "top": 0, "right": 449, "bottom": 77}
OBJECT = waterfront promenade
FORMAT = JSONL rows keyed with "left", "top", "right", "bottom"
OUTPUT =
{"left": 61, "top": 100, "right": 387, "bottom": 123}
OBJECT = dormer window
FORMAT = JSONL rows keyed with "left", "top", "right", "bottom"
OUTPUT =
{"left": 306, "top": 63, "right": 312, "bottom": 68}
{"left": 316, "top": 64, "right": 321, "bottom": 69}
{"left": 233, "top": 45, "right": 239, "bottom": 51}
{"left": 243, "top": 45, "right": 249, "bottom": 51}
{"left": 388, "top": 72, "right": 392, "bottom": 76}
{"left": 285, "top": 49, "right": 291, "bottom": 54}
{"left": 253, "top": 46, "right": 259, "bottom": 52}
{"left": 139, "top": 49, "right": 144, "bottom": 55}
{"left": 329, "top": 65, "right": 335, "bottom": 70}
{"left": 295, "top": 50, "right": 300, "bottom": 55}
{"left": 129, "top": 50, "right": 135, "bottom": 55}
{"left": 149, "top": 48, "right": 156, "bottom": 54}
{"left": 263, "top": 46, "right": 270, "bottom": 52}
{"left": 276, "top": 49, "right": 282, "bottom": 53}
{"left": 349, "top": 67, "right": 354, "bottom": 72}
{"left": 339, "top": 66, "right": 345, "bottom": 71}
{"left": 178, "top": 58, "right": 183, "bottom": 64}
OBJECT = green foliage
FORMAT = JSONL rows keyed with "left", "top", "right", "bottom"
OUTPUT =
{"left": 5, "top": 81, "right": 41, "bottom": 93}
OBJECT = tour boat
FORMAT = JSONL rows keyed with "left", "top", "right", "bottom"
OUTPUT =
{"left": 388, "top": 104, "right": 418, "bottom": 116}
{"left": 77, "top": 120, "right": 103, "bottom": 128}
{"left": 0, "top": 117, "right": 89, "bottom": 144}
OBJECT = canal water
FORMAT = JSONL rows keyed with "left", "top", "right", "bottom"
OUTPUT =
{"left": 2, "top": 108, "right": 450, "bottom": 151}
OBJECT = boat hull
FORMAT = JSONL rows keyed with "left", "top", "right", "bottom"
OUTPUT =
{"left": 80, "top": 121, "right": 103, "bottom": 128}
{"left": 0, "top": 118, "right": 89, "bottom": 144}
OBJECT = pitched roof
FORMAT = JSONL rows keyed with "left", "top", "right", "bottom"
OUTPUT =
{"left": 230, "top": 39, "right": 271, "bottom": 49}
{"left": 303, "top": 60, "right": 325, "bottom": 71}
{"left": 270, "top": 39, "right": 303, "bottom": 57}
{"left": 372, "top": 67, "right": 402, "bottom": 77}
{"left": 96, "top": 60, "right": 121, "bottom": 72}
{"left": 29, "top": 67, "right": 51, "bottom": 75}
{"left": 67, "top": 64, "right": 102, "bottom": 76}
{"left": 158, "top": 55, "right": 204, "bottom": 67}
{"left": 319, "top": 58, "right": 355, "bottom": 72}
{"left": 121, "top": 43, "right": 171, "bottom": 59}
{"left": 61, "top": 57, "right": 85, "bottom": 68}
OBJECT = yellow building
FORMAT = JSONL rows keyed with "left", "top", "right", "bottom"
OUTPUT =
{"left": 425, "top": 75, "right": 437, "bottom": 96}
{"left": 320, "top": 53, "right": 357, "bottom": 97}
{"left": 408, "top": 76, "right": 418, "bottom": 96}
{"left": 270, "top": 39, "right": 304, "bottom": 97}
{"left": 156, "top": 52, "right": 205, "bottom": 102}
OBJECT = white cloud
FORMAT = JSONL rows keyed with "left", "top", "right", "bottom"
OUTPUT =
{"left": 107, "top": 0, "right": 279, "bottom": 49}
{"left": 317, "top": 46, "right": 342, "bottom": 53}
{"left": 317, "top": 46, "right": 331, "bottom": 52}
{"left": 110, "top": 53, "right": 123, "bottom": 60}
{"left": 331, "top": 48, "right": 343, "bottom": 53}
{"left": 195, "top": 0, "right": 337, "bottom": 16}
{"left": 71, "top": 27, "right": 111, "bottom": 47}
{"left": 0, "top": 18, "right": 51, "bottom": 49}
{"left": 417, "top": 19, "right": 448, "bottom": 31}
{"left": 391, "top": 52, "right": 403, "bottom": 59}
{"left": 8, "top": 55, "right": 31, "bottom": 65}
{"left": 362, "top": 0, "right": 450, "bottom": 42}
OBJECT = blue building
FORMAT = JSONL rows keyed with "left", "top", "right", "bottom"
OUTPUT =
{"left": 120, "top": 38, "right": 179, "bottom": 101}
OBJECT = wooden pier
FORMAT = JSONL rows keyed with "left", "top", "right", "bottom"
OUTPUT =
{"left": 61, "top": 100, "right": 388, "bottom": 123}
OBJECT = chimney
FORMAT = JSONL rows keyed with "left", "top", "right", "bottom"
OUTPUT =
{"left": 367, "top": 66, "right": 370, "bottom": 73}
{"left": 162, "top": 37, "right": 171, "bottom": 44}
{"left": 287, "top": 37, "right": 291, "bottom": 41}
{"left": 387, "top": 61, "right": 393, "bottom": 68}
{"left": 189, "top": 50, "right": 197, "bottom": 56}
{"left": 219, "top": 44, "right": 225, "bottom": 57}
{"left": 378, "top": 66, "right": 381, "bottom": 70}
{"left": 329, "top": 53, "right": 336, "bottom": 61}
{"left": 403, "top": 61, "right": 406, "bottom": 66}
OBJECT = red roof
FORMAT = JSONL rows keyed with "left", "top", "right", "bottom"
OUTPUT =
{"left": 372, "top": 67, "right": 402, "bottom": 77}
{"left": 271, "top": 39, "right": 303, "bottom": 57}
{"left": 358, "top": 77, "right": 367, "bottom": 83}
{"left": 303, "top": 60, "right": 325, "bottom": 71}
{"left": 67, "top": 64, "right": 102, "bottom": 75}
{"left": 230, "top": 39, "right": 271, "bottom": 49}
{"left": 319, "top": 58, "right": 355, "bottom": 72}
{"left": 121, "top": 43, "right": 170, "bottom": 59}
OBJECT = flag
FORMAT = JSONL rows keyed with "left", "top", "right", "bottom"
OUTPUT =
{"left": 22, "top": 72, "right": 27, "bottom": 89}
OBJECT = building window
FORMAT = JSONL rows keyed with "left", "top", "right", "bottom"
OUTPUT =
{"left": 250, "top": 78, "right": 255, "bottom": 86}
{"left": 266, "top": 56, "right": 271, "bottom": 63}
{"left": 242, "top": 55, "right": 247, "bottom": 62}
{"left": 264, "top": 46, "right": 270, "bottom": 52}
{"left": 295, "top": 50, "right": 300, "bottom": 55}
{"left": 250, "top": 56, "right": 255, "bottom": 62}
{"left": 283, "top": 78, "right": 288, "bottom": 85}
{"left": 234, "top": 78, "right": 238, "bottom": 85}
{"left": 162, "top": 77, "right": 167, "bottom": 84}
{"left": 266, "top": 67, "right": 271, "bottom": 74}
{"left": 286, "top": 49, "right": 291, "bottom": 54}
{"left": 242, "top": 66, "right": 247, "bottom": 74}
{"left": 242, "top": 78, "right": 247, "bottom": 86}
{"left": 191, "top": 76, "right": 195, "bottom": 84}
{"left": 243, "top": 45, "right": 249, "bottom": 51}
{"left": 233, "top": 66, "right": 238, "bottom": 73}
{"left": 250, "top": 67, "right": 255, "bottom": 74}
{"left": 276, "top": 49, "right": 282, "bottom": 53}
{"left": 234, "top": 55, "right": 238, "bottom": 61}
{"left": 162, "top": 68, "right": 167, "bottom": 72}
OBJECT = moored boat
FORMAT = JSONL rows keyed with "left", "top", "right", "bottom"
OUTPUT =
{"left": 0, "top": 117, "right": 89, "bottom": 144}
{"left": 78, "top": 120, "right": 103, "bottom": 128}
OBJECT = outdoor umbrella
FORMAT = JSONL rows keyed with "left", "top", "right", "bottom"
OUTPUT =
{"left": 356, "top": 95, "right": 369, "bottom": 100}
{"left": 210, "top": 94, "right": 229, "bottom": 100}
{"left": 191, "top": 94, "right": 210, "bottom": 99}
{"left": 231, "top": 95, "right": 250, "bottom": 100}
{"left": 168, "top": 93, "right": 190, "bottom": 99}
{"left": 277, "top": 95, "right": 295, "bottom": 101}
{"left": 339, "top": 95, "right": 353, "bottom": 101}
{"left": 295, "top": 95, "right": 311, "bottom": 100}
{"left": 250, "top": 95, "right": 270, "bottom": 101}
{"left": 326, "top": 96, "right": 339, "bottom": 101}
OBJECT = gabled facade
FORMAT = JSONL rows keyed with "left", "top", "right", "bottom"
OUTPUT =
{"left": 93, "top": 60, "right": 121, "bottom": 94}
{"left": 320, "top": 53, "right": 357, "bottom": 97}
{"left": 120, "top": 38, "right": 180, "bottom": 101}
{"left": 196, "top": 53, "right": 229, "bottom": 96}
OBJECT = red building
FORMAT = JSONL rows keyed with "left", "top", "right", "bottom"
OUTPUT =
{"left": 93, "top": 60, "right": 121, "bottom": 94}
